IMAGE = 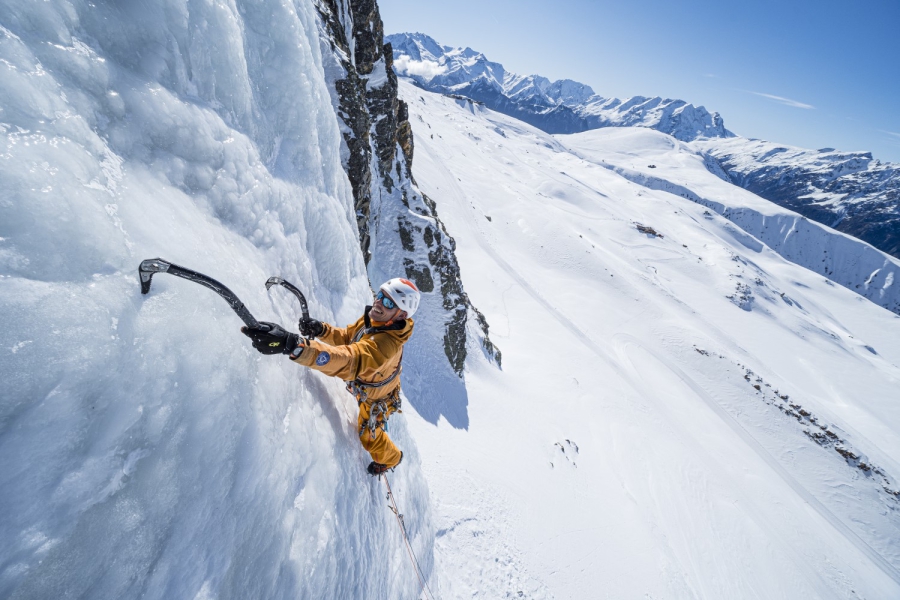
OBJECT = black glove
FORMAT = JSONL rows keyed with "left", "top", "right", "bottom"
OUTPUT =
{"left": 241, "top": 322, "right": 300, "bottom": 355}
{"left": 298, "top": 317, "right": 325, "bottom": 338}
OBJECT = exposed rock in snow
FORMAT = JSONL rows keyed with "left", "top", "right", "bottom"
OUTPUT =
{"left": 694, "top": 137, "right": 900, "bottom": 260}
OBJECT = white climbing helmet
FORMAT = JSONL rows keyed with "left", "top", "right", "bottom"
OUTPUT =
{"left": 379, "top": 278, "right": 421, "bottom": 318}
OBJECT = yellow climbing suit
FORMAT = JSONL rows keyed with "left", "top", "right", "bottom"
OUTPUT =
{"left": 290, "top": 307, "right": 413, "bottom": 468}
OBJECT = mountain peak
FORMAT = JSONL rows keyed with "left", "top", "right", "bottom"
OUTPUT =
{"left": 387, "top": 32, "right": 731, "bottom": 140}
{"left": 546, "top": 78, "right": 596, "bottom": 106}
{"left": 386, "top": 32, "right": 448, "bottom": 62}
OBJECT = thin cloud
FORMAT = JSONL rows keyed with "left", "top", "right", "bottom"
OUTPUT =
{"left": 393, "top": 56, "right": 446, "bottom": 80}
{"left": 882, "top": 130, "right": 900, "bottom": 139}
{"left": 749, "top": 91, "right": 815, "bottom": 110}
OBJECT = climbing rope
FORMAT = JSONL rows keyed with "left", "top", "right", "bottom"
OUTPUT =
{"left": 382, "top": 474, "right": 438, "bottom": 600}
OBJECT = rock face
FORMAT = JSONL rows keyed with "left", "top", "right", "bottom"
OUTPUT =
{"left": 693, "top": 138, "right": 900, "bottom": 260}
{"left": 313, "top": 2, "right": 499, "bottom": 388}
{"left": 387, "top": 32, "right": 732, "bottom": 141}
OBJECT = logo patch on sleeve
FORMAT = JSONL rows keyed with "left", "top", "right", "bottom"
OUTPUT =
{"left": 315, "top": 351, "right": 331, "bottom": 366}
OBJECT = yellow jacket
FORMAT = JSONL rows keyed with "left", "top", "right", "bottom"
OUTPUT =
{"left": 290, "top": 307, "right": 414, "bottom": 401}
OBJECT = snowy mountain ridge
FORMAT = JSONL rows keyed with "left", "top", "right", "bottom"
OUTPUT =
{"left": 387, "top": 32, "right": 731, "bottom": 140}
{"left": 693, "top": 137, "right": 900, "bottom": 259}
{"left": 581, "top": 131, "right": 900, "bottom": 315}
{"left": 388, "top": 32, "right": 900, "bottom": 261}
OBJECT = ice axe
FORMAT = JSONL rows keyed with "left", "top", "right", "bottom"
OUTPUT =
{"left": 138, "top": 258, "right": 261, "bottom": 328}
{"left": 265, "top": 277, "right": 310, "bottom": 325}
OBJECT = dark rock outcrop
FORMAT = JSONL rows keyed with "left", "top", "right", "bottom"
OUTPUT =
{"left": 315, "top": 0, "right": 374, "bottom": 261}
{"left": 314, "top": 1, "right": 499, "bottom": 385}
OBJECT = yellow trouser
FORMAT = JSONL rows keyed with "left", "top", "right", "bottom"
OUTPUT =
{"left": 357, "top": 400, "right": 402, "bottom": 468}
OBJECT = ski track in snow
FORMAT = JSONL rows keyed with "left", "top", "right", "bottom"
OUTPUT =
{"left": 616, "top": 334, "right": 900, "bottom": 587}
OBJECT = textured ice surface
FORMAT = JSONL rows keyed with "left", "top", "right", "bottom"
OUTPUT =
{"left": 0, "top": 2, "right": 430, "bottom": 599}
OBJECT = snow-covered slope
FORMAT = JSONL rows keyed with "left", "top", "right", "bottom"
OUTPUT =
{"left": 388, "top": 32, "right": 731, "bottom": 140}
{"left": 694, "top": 137, "right": 900, "bottom": 259}
{"left": 399, "top": 79, "right": 900, "bottom": 598}
{"left": 0, "top": 2, "right": 431, "bottom": 598}
{"left": 563, "top": 129, "right": 900, "bottom": 316}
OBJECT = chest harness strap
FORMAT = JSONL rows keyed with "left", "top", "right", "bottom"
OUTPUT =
{"left": 347, "top": 311, "right": 405, "bottom": 439}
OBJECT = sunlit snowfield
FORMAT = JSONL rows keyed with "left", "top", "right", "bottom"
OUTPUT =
{"left": 400, "top": 79, "right": 900, "bottom": 599}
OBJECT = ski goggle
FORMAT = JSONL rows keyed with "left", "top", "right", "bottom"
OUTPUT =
{"left": 375, "top": 290, "right": 396, "bottom": 310}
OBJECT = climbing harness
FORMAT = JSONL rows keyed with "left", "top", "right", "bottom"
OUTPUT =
{"left": 354, "top": 386, "right": 403, "bottom": 438}
{"left": 381, "top": 474, "right": 438, "bottom": 600}
{"left": 347, "top": 364, "right": 402, "bottom": 404}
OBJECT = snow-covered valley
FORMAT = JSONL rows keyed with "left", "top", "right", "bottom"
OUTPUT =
{"left": 2, "top": 1, "right": 900, "bottom": 598}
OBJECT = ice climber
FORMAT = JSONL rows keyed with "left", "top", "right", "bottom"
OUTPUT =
{"left": 241, "top": 278, "right": 420, "bottom": 476}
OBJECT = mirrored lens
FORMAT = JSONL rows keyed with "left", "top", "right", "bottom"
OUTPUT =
{"left": 376, "top": 290, "right": 396, "bottom": 309}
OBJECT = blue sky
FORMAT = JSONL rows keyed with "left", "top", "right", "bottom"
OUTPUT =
{"left": 380, "top": 0, "right": 900, "bottom": 162}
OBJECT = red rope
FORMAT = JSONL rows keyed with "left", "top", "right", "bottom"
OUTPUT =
{"left": 382, "top": 475, "right": 437, "bottom": 600}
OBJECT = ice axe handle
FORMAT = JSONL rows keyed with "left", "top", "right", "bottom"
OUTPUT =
{"left": 265, "top": 277, "right": 310, "bottom": 321}
{"left": 139, "top": 258, "right": 261, "bottom": 328}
